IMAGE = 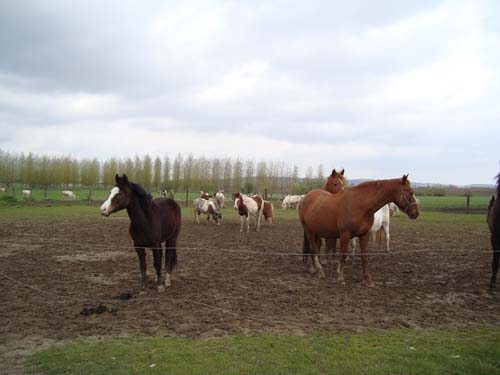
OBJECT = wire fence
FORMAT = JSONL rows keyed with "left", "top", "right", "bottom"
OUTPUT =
{"left": 1, "top": 236, "right": 499, "bottom": 343}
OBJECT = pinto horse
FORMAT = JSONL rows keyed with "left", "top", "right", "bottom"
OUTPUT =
{"left": 193, "top": 197, "right": 222, "bottom": 226}
{"left": 233, "top": 192, "right": 264, "bottom": 232}
{"left": 100, "top": 174, "right": 181, "bottom": 292}
{"left": 487, "top": 170, "right": 500, "bottom": 289}
{"left": 300, "top": 175, "right": 419, "bottom": 287}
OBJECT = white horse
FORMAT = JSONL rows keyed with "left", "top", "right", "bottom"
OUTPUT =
{"left": 193, "top": 198, "right": 222, "bottom": 226}
{"left": 233, "top": 193, "right": 264, "bottom": 232}
{"left": 22, "top": 190, "right": 31, "bottom": 197}
{"left": 351, "top": 204, "right": 391, "bottom": 253}
{"left": 282, "top": 194, "right": 303, "bottom": 209}
{"left": 0, "top": 188, "right": 5, "bottom": 193}
{"left": 61, "top": 190, "right": 76, "bottom": 198}
{"left": 215, "top": 191, "right": 225, "bottom": 208}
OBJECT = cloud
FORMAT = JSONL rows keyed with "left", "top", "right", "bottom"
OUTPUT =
{"left": 0, "top": 0, "right": 499, "bottom": 184}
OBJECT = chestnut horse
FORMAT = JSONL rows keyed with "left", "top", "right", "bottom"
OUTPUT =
{"left": 487, "top": 170, "right": 500, "bottom": 289}
{"left": 300, "top": 175, "right": 419, "bottom": 287}
{"left": 100, "top": 174, "right": 181, "bottom": 292}
{"left": 303, "top": 169, "right": 346, "bottom": 268}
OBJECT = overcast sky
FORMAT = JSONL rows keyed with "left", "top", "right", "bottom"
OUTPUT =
{"left": 1, "top": 0, "right": 499, "bottom": 185}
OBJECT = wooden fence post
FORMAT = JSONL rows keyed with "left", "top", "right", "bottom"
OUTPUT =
{"left": 465, "top": 192, "right": 471, "bottom": 214}
{"left": 185, "top": 187, "right": 189, "bottom": 207}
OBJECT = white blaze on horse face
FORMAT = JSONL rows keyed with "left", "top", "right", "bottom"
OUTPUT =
{"left": 100, "top": 187, "right": 120, "bottom": 216}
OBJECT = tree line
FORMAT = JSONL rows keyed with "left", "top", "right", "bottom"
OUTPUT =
{"left": 0, "top": 149, "right": 328, "bottom": 196}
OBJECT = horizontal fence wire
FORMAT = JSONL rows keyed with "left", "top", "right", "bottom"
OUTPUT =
{"left": 0, "top": 239, "right": 498, "bottom": 256}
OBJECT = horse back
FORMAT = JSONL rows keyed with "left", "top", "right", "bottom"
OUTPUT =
{"left": 153, "top": 198, "right": 181, "bottom": 241}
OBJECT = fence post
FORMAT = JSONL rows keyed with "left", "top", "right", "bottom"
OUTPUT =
{"left": 264, "top": 188, "right": 268, "bottom": 200}
{"left": 185, "top": 187, "right": 189, "bottom": 207}
{"left": 465, "top": 192, "right": 471, "bottom": 214}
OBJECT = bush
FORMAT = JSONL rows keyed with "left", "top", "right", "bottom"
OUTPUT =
{"left": 0, "top": 195, "right": 18, "bottom": 204}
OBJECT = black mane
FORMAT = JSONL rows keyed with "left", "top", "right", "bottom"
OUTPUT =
{"left": 131, "top": 182, "right": 153, "bottom": 213}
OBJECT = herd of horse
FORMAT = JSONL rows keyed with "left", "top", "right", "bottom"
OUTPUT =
{"left": 100, "top": 168, "right": 500, "bottom": 292}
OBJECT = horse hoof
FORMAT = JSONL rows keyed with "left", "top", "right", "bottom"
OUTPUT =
{"left": 139, "top": 289, "right": 147, "bottom": 296}
{"left": 363, "top": 280, "right": 375, "bottom": 288}
{"left": 337, "top": 278, "right": 346, "bottom": 286}
{"left": 158, "top": 285, "right": 165, "bottom": 293}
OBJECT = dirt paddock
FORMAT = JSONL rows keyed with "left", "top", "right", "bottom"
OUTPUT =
{"left": 1, "top": 213, "right": 499, "bottom": 371}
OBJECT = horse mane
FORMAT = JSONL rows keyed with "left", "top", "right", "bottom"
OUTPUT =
{"left": 496, "top": 171, "right": 500, "bottom": 195}
{"left": 130, "top": 183, "right": 153, "bottom": 213}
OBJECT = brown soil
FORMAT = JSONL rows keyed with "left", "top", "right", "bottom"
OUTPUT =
{"left": 0, "top": 214, "right": 499, "bottom": 373}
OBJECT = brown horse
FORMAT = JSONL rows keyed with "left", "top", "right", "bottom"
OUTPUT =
{"left": 300, "top": 175, "right": 419, "bottom": 287}
{"left": 303, "top": 169, "right": 346, "bottom": 269}
{"left": 100, "top": 174, "right": 181, "bottom": 292}
{"left": 487, "top": 170, "right": 500, "bottom": 289}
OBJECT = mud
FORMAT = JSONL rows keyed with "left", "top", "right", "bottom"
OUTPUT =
{"left": 0, "top": 213, "right": 499, "bottom": 373}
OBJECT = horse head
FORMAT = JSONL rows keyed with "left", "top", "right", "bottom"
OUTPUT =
{"left": 100, "top": 174, "right": 133, "bottom": 216}
{"left": 394, "top": 174, "right": 419, "bottom": 220}
{"left": 232, "top": 192, "right": 242, "bottom": 210}
{"left": 325, "top": 168, "right": 346, "bottom": 194}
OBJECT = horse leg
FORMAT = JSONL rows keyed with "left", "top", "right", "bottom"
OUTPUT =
{"left": 165, "top": 239, "right": 177, "bottom": 287}
{"left": 153, "top": 245, "right": 164, "bottom": 292}
{"left": 256, "top": 210, "right": 261, "bottom": 231}
{"left": 135, "top": 247, "right": 147, "bottom": 292}
{"left": 337, "top": 235, "right": 350, "bottom": 285}
{"left": 246, "top": 215, "right": 250, "bottom": 233}
{"left": 239, "top": 215, "right": 244, "bottom": 232}
{"left": 359, "top": 233, "right": 374, "bottom": 287}
{"left": 490, "top": 235, "right": 500, "bottom": 289}
{"left": 305, "top": 229, "right": 325, "bottom": 278}
{"left": 384, "top": 223, "right": 390, "bottom": 253}
{"left": 194, "top": 209, "right": 200, "bottom": 224}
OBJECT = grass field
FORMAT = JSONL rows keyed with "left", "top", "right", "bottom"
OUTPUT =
{"left": 0, "top": 187, "right": 493, "bottom": 213}
{"left": 26, "top": 328, "right": 500, "bottom": 374}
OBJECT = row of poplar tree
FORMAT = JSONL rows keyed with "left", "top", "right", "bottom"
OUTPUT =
{"left": 0, "top": 149, "right": 328, "bottom": 195}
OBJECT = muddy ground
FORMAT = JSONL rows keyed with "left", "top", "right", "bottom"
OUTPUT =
{"left": 1, "top": 212, "right": 499, "bottom": 373}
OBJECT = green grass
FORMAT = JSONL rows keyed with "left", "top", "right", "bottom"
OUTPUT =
{"left": 416, "top": 195, "right": 491, "bottom": 211}
{"left": 26, "top": 327, "right": 500, "bottom": 375}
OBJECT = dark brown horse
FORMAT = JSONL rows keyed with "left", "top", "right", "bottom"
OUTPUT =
{"left": 300, "top": 175, "right": 419, "bottom": 287}
{"left": 100, "top": 174, "right": 181, "bottom": 292}
{"left": 487, "top": 170, "right": 500, "bottom": 289}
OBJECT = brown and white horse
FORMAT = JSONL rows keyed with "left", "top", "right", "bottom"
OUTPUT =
{"left": 487, "top": 170, "right": 500, "bottom": 289}
{"left": 300, "top": 175, "right": 419, "bottom": 287}
{"left": 233, "top": 192, "right": 264, "bottom": 232}
{"left": 100, "top": 174, "right": 181, "bottom": 292}
{"left": 263, "top": 200, "right": 274, "bottom": 223}
{"left": 193, "top": 197, "right": 222, "bottom": 226}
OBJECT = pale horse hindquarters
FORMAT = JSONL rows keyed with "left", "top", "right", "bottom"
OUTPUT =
{"left": 351, "top": 204, "right": 391, "bottom": 253}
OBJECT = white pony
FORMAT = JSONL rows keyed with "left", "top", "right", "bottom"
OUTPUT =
{"left": 193, "top": 198, "right": 222, "bottom": 226}
{"left": 61, "top": 190, "right": 76, "bottom": 198}
{"left": 282, "top": 194, "right": 303, "bottom": 209}
{"left": 22, "top": 190, "right": 31, "bottom": 197}
{"left": 215, "top": 191, "right": 225, "bottom": 208}
{"left": 351, "top": 204, "right": 391, "bottom": 253}
{"left": 233, "top": 193, "right": 264, "bottom": 232}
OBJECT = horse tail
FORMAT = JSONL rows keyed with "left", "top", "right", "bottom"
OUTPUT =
{"left": 303, "top": 230, "right": 310, "bottom": 263}
{"left": 166, "top": 239, "right": 178, "bottom": 272}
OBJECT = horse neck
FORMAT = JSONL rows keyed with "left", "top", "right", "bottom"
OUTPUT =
{"left": 126, "top": 195, "right": 153, "bottom": 231}
{"left": 355, "top": 180, "right": 400, "bottom": 216}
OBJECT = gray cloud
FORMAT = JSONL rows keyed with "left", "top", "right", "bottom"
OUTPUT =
{"left": 0, "top": 0, "right": 499, "bottom": 184}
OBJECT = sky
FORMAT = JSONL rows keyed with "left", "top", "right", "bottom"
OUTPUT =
{"left": 0, "top": 0, "right": 499, "bottom": 186}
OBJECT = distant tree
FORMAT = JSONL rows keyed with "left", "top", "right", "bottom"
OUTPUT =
{"left": 162, "top": 155, "right": 171, "bottom": 188}
{"left": 172, "top": 153, "right": 183, "bottom": 192}
{"left": 142, "top": 154, "right": 153, "bottom": 190}
{"left": 152, "top": 156, "right": 162, "bottom": 192}
{"left": 232, "top": 158, "right": 243, "bottom": 192}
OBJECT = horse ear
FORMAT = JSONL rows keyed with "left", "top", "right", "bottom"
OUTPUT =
{"left": 340, "top": 169, "right": 345, "bottom": 176}
{"left": 122, "top": 174, "right": 129, "bottom": 182}
{"left": 115, "top": 174, "right": 120, "bottom": 183}
{"left": 331, "top": 169, "right": 336, "bottom": 177}
{"left": 402, "top": 174, "right": 408, "bottom": 183}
